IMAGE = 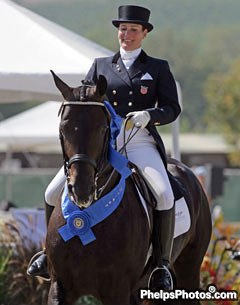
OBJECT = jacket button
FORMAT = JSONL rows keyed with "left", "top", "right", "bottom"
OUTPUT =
{"left": 113, "top": 101, "right": 118, "bottom": 106}
{"left": 112, "top": 90, "right": 117, "bottom": 95}
{"left": 128, "top": 102, "right": 133, "bottom": 106}
{"left": 129, "top": 91, "right": 133, "bottom": 95}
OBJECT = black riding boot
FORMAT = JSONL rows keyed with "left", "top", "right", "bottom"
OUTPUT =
{"left": 27, "top": 202, "right": 54, "bottom": 280}
{"left": 148, "top": 206, "right": 175, "bottom": 291}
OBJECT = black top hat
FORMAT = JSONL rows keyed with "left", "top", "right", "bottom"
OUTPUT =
{"left": 112, "top": 5, "right": 153, "bottom": 32}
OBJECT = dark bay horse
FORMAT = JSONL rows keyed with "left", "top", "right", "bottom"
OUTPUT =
{"left": 45, "top": 71, "right": 212, "bottom": 305}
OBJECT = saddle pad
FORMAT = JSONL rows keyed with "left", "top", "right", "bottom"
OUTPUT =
{"left": 141, "top": 197, "right": 191, "bottom": 266}
{"left": 173, "top": 197, "right": 191, "bottom": 238}
{"left": 136, "top": 187, "right": 191, "bottom": 238}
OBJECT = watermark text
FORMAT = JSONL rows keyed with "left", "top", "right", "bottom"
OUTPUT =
{"left": 139, "top": 284, "right": 238, "bottom": 302}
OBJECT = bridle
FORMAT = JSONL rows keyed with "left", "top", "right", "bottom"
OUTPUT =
{"left": 59, "top": 100, "right": 110, "bottom": 187}
{"left": 58, "top": 88, "right": 140, "bottom": 203}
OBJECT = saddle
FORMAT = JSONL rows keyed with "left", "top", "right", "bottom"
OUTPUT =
{"left": 129, "top": 162, "right": 184, "bottom": 209}
{"left": 168, "top": 172, "right": 184, "bottom": 201}
{"left": 129, "top": 162, "right": 157, "bottom": 209}
{"left": 129, "top": 162, "right": 191, "bottom": 239}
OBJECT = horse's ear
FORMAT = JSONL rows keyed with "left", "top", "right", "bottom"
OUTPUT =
{"left": 50, "top": 70, "right": 74, "bottom": 100}
{"left": 96, "top": 75, "right": 107, "bottom": 96}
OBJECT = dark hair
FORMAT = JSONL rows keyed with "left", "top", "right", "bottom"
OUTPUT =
{"left": 118, "top": 23, "right": 148, "bottom": 31}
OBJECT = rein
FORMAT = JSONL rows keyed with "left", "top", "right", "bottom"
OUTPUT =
{"left": 96, "top": 117, "right": 140, "bottom": 198}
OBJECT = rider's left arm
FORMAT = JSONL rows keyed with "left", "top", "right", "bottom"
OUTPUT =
{"left": 146, "top": 60, "right": 181, "bottom": 126}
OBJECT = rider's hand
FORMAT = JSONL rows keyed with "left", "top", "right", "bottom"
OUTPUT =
{"left": 126, "top": 111, "right": 151, "bottom": 129}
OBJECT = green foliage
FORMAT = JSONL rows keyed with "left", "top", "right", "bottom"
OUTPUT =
{"left": 0, "top": 219, "right": 49, "bottom": 305}
{"left": 204, "top": 59, "right": 240, "bottom": 164}
{"left": 0, "top": 247, "right": 11, "bottom": 303}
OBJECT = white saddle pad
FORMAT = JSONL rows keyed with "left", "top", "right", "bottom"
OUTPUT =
{"left": 136, "top": 188, "right": 191, "bottom": 238}
{"left": 139, "top": 196, "right": 191, "bottom": 266}
{"left": 174, "top": 197, "right": 191, "bottom": 238}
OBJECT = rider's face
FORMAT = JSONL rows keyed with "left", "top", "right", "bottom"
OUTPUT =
{"left": 118, "top": 23, "right": 148, "bottom": 51}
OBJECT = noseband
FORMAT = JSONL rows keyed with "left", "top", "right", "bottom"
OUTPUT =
{"left": 59, "top": 101, "right": 108, "bottom": 178}
{"left": 68, "top": 153, "right": 97, "bottom": 170}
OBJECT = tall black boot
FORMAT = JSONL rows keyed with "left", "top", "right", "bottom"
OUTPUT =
{"left": 27, "top": 202, "right": 54, "bottom": 280}
{"left": 148, "top": 206, "right": 175, "bottom": 290}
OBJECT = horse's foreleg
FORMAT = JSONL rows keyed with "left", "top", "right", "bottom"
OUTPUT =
{"left": 48, "top": 280, "right": 66, "bottom": 305}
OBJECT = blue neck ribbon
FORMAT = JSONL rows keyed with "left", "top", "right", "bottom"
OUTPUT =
{"left": 58, "top": 101, "right": 132, "bottom": 246}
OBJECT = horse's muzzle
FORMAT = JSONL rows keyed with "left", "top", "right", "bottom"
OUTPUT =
{"left": 68, "top": 182, "right": 95, "bottom": 209}
{"left": 76, "top": 196, "right": 94, "bottom": 209}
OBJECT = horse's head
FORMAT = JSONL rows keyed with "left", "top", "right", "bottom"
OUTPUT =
{"left": 51, "top": 71, "right": 109, "bottom": 209}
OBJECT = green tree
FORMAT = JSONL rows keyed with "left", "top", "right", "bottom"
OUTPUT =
{"left": 204, "top": 59, "right": 240, "bottom": 164}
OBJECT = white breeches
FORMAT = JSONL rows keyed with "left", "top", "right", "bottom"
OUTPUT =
{"left": 45, "top": 166, "right": 65, "bottom": 207}
{"left": 45, "top": 126, "right": 174, "bottom": 210}
{"left": 117, "top": 126, "right": 174, "bottom": 210}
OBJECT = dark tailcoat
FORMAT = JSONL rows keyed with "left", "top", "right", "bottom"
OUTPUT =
{"left": 85, "top": 50, "right": 181, "bottom": 167}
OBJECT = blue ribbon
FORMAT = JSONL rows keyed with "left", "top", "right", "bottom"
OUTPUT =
{"left": 104, "top": 101, "right": 122, "bottom": 147}
{"left": 58, "top": 101, "right": 131, "bottom": 245}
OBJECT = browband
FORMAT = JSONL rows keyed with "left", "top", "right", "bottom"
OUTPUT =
{"left": 63, "top": 101, "right": 105, "bottom": 106}
{"left": 58, "top": 101, "right": 105, "bottom": 116}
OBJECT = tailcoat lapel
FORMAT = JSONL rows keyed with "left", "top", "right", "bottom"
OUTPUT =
{"left": 111, "top": 50, "right": 148, "bottom": 87}
{"left": 128, "top": 50, "right": 148, "bottom": 79}
{"left": 111, "top": 52, "right": 132, "bottom": 87}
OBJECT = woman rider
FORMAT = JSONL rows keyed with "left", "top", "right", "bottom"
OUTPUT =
{"left": 28, "top": 5, "right": 181, "bottom": 291}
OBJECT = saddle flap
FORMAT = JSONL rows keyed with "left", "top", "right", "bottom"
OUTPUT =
{"left": 128, "top": 162, "right": 157, "bottom": 209}
{"left": 168, "top": 172, "right": 185, "bottom": 201}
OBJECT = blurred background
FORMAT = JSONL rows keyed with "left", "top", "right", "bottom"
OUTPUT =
{"left": 1, "top": 0, "right": 239, "bottom": 222}
{"left": 0, "top": 1, "right": 240, "bottom": 304}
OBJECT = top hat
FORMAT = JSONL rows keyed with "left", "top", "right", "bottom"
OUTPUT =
{"left": 112, "top": 5, "right": 153, "bottom": 32}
